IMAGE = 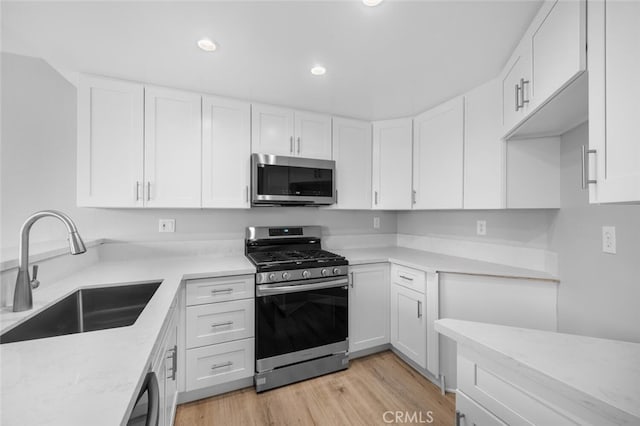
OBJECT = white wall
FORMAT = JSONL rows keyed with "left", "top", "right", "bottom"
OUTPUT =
{"left": 0, "top": 53, "right": 396, "bottom": 253}
{"left": 551, "top": 123, "right": 640, "bottom": 343}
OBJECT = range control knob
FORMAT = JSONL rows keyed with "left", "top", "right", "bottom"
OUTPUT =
{"left": 321, "top": 268, "right": 328, "bottom": 277}
{"left": 282, "top": 272, "right": 291, "bottom": 280}
{"left": 333, "top": 267, "right": 342, "bottom": 275}
{"left": 268, "top": 273, "right": 276, "bottom": 282}
{"left": 302, "top": 270, "right": 311, "bottom": 279}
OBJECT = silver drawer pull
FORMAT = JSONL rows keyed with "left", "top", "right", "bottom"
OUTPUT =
{"left": 399, "top": 275, "right": 413, "bottom": 281}
{"left": 211, "top": 361, "right": 233, "bottom": 370}
{"left": 210, "top": 321, "right": 234, "bottom": 328}
{"left": 210, "top": 288, "right": 233, "bottom": 294}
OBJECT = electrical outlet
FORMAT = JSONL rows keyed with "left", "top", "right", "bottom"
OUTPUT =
{"left": 373, "top": 216, "right": 380, "bottom": 229}
{"left": 602, "top": 226, "right": 616, "bottom": 254}
{"left": 159, "top": 219, "right": 176, "bottom": 233}
{"left": 476, "top": 220, "right": 487, "bottom": 236}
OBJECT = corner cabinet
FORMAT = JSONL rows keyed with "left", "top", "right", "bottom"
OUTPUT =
{"left": 412, "top": 97, "right": 464, "bottom": 209}
{"left": 202, "top": 96, "right": 251, "bottom": 208}
{"left": 251, "top": 104, "right": 331, "bottom": 160}
{"left": 330, "top": 118, "right": 372, "bottom": 210}
{"left": 587, "top": 0, "right": 640, "bottom": 204}
{"left": 77, "top": 74, "right": 144, "bottom": 207}
{"left": 348, "top": 264, "right": 389, "bottom": 354}
{"left": 372, "top": 119, "right": 413, "bottom": 210}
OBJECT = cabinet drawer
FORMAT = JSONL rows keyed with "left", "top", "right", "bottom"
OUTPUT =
{"left": 186, "top": 299, "right": 254, "bottom": 348}
{"left": 185, "top": 338, "right": 254, "bottom": 391}
{"left": 456, "top": 390, "right": 506, "bottom": 426}
{"left": 458, "top": 354, "right": 580, "bottom": 425}
{"left": 391, "top": 264, "right": 426, "bottom": 294}
{"left": 186, "top": 275, "right": 254, "bottom": 305}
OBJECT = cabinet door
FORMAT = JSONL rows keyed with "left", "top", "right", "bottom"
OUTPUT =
{"left": 77, "top": 74, "right": 144, "bottom": 207}
{"left": 464, "top": 79, "right": 505, "bottom": 209}
{"left": 456, "top": 390, "right": 507, "bottom": 426}
{"left": 588, "top": 0, "right": 640, "bottom": 203}
{"left": 501, "top": 46, "right": 532, "bottom": 133}
{"left": 390, "top": 284, "right": 426, "bottom": 368}
{"left": 413, "top": 97, "right": 464, "bottom": 209}
{"left": 202, "top": 96, "right": 251, "bottom": 208}
{"left": 330, "top": 118, "right": 372, "bottom": 209}
{"left": 531, "top": 0, "right": 586, "bottom": 107}
{"left": 348, "top": 264, "right": 389, "bottom": 353}
{"left": 144, "top": 87, "right": 202, "bottom": 207}
{"left": 372, "top": 118, "right": 413, "bottom": 210}
{"left": 294, "top": 111, "right": 332, "bottom": 159}
{"left": 251, "top": 104, "right": 294, "bottom": 156}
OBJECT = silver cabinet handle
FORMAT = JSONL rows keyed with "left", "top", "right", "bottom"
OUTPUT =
{"left": 210, "top": 321, "right": 234, "bottom": 328}
{"left": 211, "top": 288, "right": 234, "bottom": 294}
{"left": 335, "top": 189, "right": 338, "bottom": 204}
{"left": 417, "top": 300, "right": 422, "bottom": 318}
{"left": 456, "top": 411, "right": 465, "bottom": 426}
{"left": 581, "top": 146, "right": 597, "bottom": 189}
{"left": 399, "top": 274, "right": 413, "bottom": 281}
{"left": 166, "top": 346, "right": 177, "bottom": 380}
{"left": 290, "top": 136, "right": 294, "bottom": 154}
{"left": 349, "top": 272, "right": 354, "bottom": 288}
{"left": 520, "top": 78, "right": 530, "bottom": 107}
{"left": 374, "top": 191, "right": 378, "bottom": 205}
{"left": 245, "top": 185, "right": 249, "bottom": 203}
{"left": 297, "top": 136, "right": 301, "bottom": 154}
{"left": 146, "top": 182, "right": 151, "bottom": 201}
{"left": 135, "top": 181, "right": 141, "bottom": 201}
{"left": 412, "top": 190, "right": 416, "bottom": 205}
{"left": 515, "top": 83, "right": 520, "bottom": 111}
{"left": 211, "top": 361, "right": 233, "bottom": 370}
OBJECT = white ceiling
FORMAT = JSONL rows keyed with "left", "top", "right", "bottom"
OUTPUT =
{"left": 1, "top": 1, "right": 542, "bottom": 121}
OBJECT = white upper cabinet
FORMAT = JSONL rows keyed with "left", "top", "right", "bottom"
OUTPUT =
{"left": 330, "top": 117, "right": 372, "bottom": 210}
{"left": 501, "top": 0, "right": 587, "bottom": 139}
{"left": 77, "top": 75, "right": 144, "bottom": 207}
{"left": 372, "top": 118, "right": 413, "bottom": 210}
{"left": 202, "top": 96, "right": 251, "bottom": 208}
{"left": 251, "top": 104, "right": 331, "bottom": 159}
{"left": 251, "top": 104, "right": 295, "bottom": 156}
{"left": 412, "top": 97, "right": 464, "bottom": 210}
{"left": 587, "top": 0, "right": 640, "bottom": 203}
{"left": 464, "top": 79, "right": 505, "bottom": 210}
{"left": 294, "top": 111, "right": 332, "bottom": 159}
{"left": 144, "top": 86, "right": 202, "bottom": 208}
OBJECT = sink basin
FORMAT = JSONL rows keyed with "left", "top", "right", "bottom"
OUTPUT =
{"left": 0, "top": 281, "right": 161, "bottom": 344}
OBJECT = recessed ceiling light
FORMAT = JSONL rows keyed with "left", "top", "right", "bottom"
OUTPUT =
{"left": 362, "top": 0, "right": 383, "bottom": 6}
{"left": 310, "top": 65, "right": 327, "bottom": 76}
{"left": 197, "top": 38, "right": 217, "bottom": 52}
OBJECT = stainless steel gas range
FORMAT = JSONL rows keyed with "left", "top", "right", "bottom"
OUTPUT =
{"left": 245, "top": 226, "right": 349, "bottom": 392}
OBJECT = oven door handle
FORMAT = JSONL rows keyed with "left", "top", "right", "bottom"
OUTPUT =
{"left": 256, "top": 277, "right": 348, "bottom": 296}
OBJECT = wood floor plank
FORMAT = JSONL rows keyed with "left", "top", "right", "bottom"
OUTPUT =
{"left": 175, "top": 351, "right": 455, "bottom": 426}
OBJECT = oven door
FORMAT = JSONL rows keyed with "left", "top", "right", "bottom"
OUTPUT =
{"left": 251, "top": 154, "right": 335, "bottom": 205}
{"left": 255, "top": 277, "right": 348, "bottom": 372}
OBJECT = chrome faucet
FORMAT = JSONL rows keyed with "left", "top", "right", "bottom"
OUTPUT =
{"left": 12, "top": 210, "right": 87, "bottom": 312}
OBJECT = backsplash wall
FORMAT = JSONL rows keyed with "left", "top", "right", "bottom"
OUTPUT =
{"left": 0, "top": 53, "right": 396, "bottom": 251}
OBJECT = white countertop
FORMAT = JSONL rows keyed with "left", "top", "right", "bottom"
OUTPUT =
{"left": 336, "top": 246, "right": 558, "bottom": 282}
{"left": 435, "top": 318, "right": 640, "bottom": 423}
{"left": 0, "top": 255, "right": 255, "bottom": 426}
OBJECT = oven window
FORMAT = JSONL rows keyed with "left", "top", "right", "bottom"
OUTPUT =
{"left": 256, "top": 286, "right": 348, "bottom": 360}
{"left": 257, "top": 165, "right": 333, "bottom": 197}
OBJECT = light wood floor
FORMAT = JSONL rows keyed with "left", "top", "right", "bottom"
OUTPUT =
{"left": 175, "top": 351, "right": 455, "bottom": 426}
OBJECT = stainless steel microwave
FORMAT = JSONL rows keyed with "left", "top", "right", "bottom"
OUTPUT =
{"left": 251, "top": 154, "right": 336, "bottom": 206}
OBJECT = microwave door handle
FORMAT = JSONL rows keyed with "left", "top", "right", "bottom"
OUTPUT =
{"left": 257, "top": 277, "right": 348, "bottom": 296}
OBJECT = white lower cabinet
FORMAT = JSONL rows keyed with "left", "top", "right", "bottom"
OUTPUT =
{"left": 390, "top": 281, "right": 427, "bottom": 369}
{"left": 456, "top": 390, "right": 506, "bottom": 426}
{"left": 348, "top": 264, "right": 389, "bottom": 354}
{"left": 184, "top": 274, "right": 255, "bottom": 393}
{"left": 150, "top": 298, "right": 179, "bottom": 426}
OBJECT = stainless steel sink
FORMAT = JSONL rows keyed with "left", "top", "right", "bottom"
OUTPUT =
{"left": 0, "top": 282, "right": 161, "bottom": 344}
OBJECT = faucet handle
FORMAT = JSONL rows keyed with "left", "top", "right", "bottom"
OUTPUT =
{"left": 30, "top": 265, "right": 40, "bottom": 289}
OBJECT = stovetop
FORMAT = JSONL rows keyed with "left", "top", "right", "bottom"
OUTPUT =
{"left": 247, "top": 249, "right": 344, "bottom": 265}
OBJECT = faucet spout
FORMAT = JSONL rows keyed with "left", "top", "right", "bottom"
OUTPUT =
{"left": 12, "top": 210, "right": 87, "bottom": 312}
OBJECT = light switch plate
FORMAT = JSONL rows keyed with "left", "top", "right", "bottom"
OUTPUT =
{"left": 476, "top": 220, "right": 487, "bottom": 236}
{"left": 602, "top": 226, "right": 616, "bottom": 254}
{"left": 159, "top": 219, "right": 176, "bottom": 233}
